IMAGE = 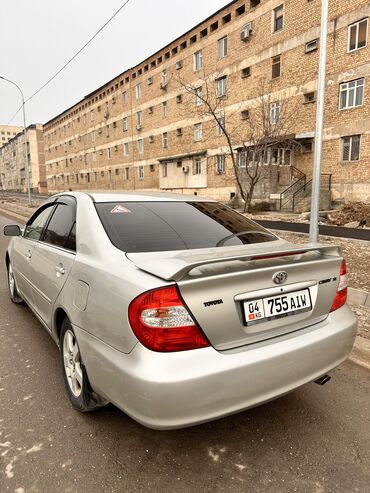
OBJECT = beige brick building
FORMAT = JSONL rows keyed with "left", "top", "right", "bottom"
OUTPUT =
{"left": 0, "top": 124, "right": 47, "bottom": 194}
{"left": 0, "top": 125, "right": 22, "bottom": 148}
{"left": 43, "top": 0, "right": 370, "bottom": 209}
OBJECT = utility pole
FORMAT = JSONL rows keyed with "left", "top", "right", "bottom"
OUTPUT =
{"left": 309, "top": 0, "right": 329, "bottom": 243}
{"left": 0, "top": 76, "right": 32, "bottom": 205}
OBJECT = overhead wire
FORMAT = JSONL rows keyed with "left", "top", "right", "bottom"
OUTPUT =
{"left": 7, "top": 0, "right": 132, "bottom": 124}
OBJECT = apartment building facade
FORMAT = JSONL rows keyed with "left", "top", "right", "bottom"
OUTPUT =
{"left": 0, "top": 124, "right": 47, "bottom": 193}
{"left": 43, "top": 0, "right": 370, "bottom": 207}
{"left": 0, "top": 125, "right": 23, "bottom": 148}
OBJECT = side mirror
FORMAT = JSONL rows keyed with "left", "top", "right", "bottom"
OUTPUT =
{"left": 3, "top": 225, "right": 22, "bottom": 237}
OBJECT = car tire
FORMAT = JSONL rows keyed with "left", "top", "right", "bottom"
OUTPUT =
{"left": 60, "top": 318, "right": 108, "bottom": 412}
{"left": 7, "top": 262, "right": 24, "bottom": 304}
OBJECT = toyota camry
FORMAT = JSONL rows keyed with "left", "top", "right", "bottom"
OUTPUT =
{"left": 3, "top": 192, "right": 357, "bottom": 429}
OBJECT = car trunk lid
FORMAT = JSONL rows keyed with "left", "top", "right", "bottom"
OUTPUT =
{"left": 127, "top": 241, "right": 343, "bottom": 350}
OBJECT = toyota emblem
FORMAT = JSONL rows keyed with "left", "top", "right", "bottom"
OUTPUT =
{"left": 273, "top": 271, "right": 288, "bottom": 285}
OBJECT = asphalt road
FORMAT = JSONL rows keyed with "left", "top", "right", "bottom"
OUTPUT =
{"left": 0, "top": 213, "right": 369, "bottom": 493}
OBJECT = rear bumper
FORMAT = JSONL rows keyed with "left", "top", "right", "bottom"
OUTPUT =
{"left": 75, "top": 305, "right": 357, "bottom": 430}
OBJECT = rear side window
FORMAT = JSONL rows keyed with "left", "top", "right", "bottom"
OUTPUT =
{"left": 95, "top": 201, "right": 276, "bottom": 253}
{"left": 42, "top": 197, "right": 76, "bottom": 251}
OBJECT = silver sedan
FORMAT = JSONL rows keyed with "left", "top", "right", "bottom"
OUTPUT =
{"left": 4, "top": 192, "right": 357, "bottom": 429}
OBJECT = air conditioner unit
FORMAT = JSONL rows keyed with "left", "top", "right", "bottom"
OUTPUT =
{"left": 241, "top": 23, "right": 252, "bottom": 41}
{"left": 175, "top": 61, "right": 183, "bottom": 70}
{"left": 241, "top": 30, "right": 251, "bottom": 41}
{"left": 147, "top": 77, "right": 153, "bottom": 85}
{"left": 148, "top": 106, "right": 154, "bottom": 114}
{"left": 136, "top": 124, "right": 142, "bottom": 131}
{"left": 176, "top": 128, "right": 183, "bottom": 136}
{"left": 182, "top": 165, "right": 190, "bottom": 173}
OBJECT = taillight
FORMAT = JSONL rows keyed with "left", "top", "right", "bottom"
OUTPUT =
{"left": 330, "top": 259, "right": 348, "bottom": 312}
{"left": 128, "top": 285, "right": 210, "bottom": 352}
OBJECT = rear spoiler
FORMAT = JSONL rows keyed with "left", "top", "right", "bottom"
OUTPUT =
{"left": 127, "top": 242, "right": 341, "bottom": 282}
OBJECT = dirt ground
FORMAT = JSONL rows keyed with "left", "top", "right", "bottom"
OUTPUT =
{"left": 277, "top": 231, "right": 370, "bottom": 292}
{"left": 277, "top": 231, "right": 370, "bottom": 342}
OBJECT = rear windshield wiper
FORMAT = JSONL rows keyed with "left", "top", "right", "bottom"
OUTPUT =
{"left": 216, "top": 230, "right": 277, "bottom": 247}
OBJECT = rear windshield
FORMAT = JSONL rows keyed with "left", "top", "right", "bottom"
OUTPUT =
{"left": 95, "top": 201, "right": 277, "bottom": 253}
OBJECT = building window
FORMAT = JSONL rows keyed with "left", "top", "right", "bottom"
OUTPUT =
{"left": 341, "top": 135, "right": 361, "bottom": 161}
{"left": 339, "top": 78, "right": 364, "bottom": 109}
{"left": 137, "top": 138, "right": 144, "bottom": 154}
{"left": 193, "top": 157, "right": 202, "bottom": 174}
{"left": 216, "top": 116, "right": 226, "bottom": 136}
{"left": 107, "top": 148, "right": 111, "bottom": 159}
{"left": 304, "top": 92, "right": 316, "bottom": 103}
{"left": 242, "top": 67, "right": 251, "bottom": 78}
{"left": 135, "top": 83, "right": 142, "bottom": 99}
{"left": 305, "top": 39, "right": 318, "bottom": 53}
{"left": 301, "top": 141, "right": 313, "bottom": 154}
{"left": 162, "top": 101, "right": 168, "bottom": 117}
{"left": 122, "top": 91, "right": 128, "bottom": 105}
{"left": 272, "top": 55, "right": 281, "bottom": 79}
{"left": 194, "top": 123, "right": 203, "bottom": 141}
{"left": 115, "top": 168, "right": 119, "bottom": 176}
{"left": 270, "top": 102, "right": 281, "bottom": 124}
{"left": 215, "top": 155, "right": 225, "bottom": 174}
{"left": 348, "top": 18, "right": 368, "bottom": 52}
{"left": 193, "top": 50, "right": 203, "bottom": 71}
{"left": 216, "top": 76, "right": 227, "bottom": 97}
{"left": 123, "top": 117, "right": 128, "bottom": 131}
{"left": 218, "top": 36, "right": 228, "bottom": 58}
{"left": 195, "top": 87, "right": 202, "bottom": 105}
{"left": 92, "top": 151, "right": 96, "bottom": 162}
{"left": 137, "top": 111, "right": 142, "bottom": 128}
{"left": 273, "top": 4, "right": 284, "bottom": 33}
{"left": 125, "top": 167, "right": 129, "bottom": 180}
{"left": 138, "top": 165, "right": 144, "bottom": 179}
{"left": 124, "top": 142, "right": 129, "bottom": 156}
{"left": 162, "top": 163, "right": 168, "bottom": 177}
{"left": 163, "top": 132, "right": 168, "bottom": 148}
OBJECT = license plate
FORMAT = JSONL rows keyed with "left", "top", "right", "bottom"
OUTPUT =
{"left": 243, "top": 289, "right": 312, "bottom": 325}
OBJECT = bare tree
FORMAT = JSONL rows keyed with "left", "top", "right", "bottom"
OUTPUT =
{"left": 176, "top": 71, "right": 301, "bottom": 212}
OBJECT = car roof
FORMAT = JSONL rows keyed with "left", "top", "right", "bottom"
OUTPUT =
{"left": 54, "top": 191, "right": 215, "bottom": 203}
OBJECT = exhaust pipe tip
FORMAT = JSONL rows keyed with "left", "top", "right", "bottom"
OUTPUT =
{"left": 314, "top": 374, "right": 331, "bottom": 386}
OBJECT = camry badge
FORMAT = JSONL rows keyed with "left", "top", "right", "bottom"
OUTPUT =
{"left": 273, "top": 271, "right": 288, "bottom": 285}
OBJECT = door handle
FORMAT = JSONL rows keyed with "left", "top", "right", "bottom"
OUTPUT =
{"left": 55, "top": 265, "right": 66, "bottom": 276}
{"left": 25, "top": 251, "right": 32, "bottom": 260}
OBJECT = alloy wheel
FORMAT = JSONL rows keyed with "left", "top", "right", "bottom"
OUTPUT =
{"left": 63, "top": 329, "right": 83, "bottom": 397}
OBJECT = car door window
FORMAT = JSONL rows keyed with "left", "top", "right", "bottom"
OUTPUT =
{"left": 24, "top": 205, "right": 56, "bottom": 241}
{"left": 42, "top": 197, "right": 77, "bottom": 251}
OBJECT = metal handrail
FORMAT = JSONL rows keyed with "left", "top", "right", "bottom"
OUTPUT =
{"left": 279, "top": 167, "right": 307, "bottom": 210}
{"left": 292, "top": 173, "right": 332, "bottom": 210}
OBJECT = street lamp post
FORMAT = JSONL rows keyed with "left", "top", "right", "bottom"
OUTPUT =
{"left": 0, "top": 76, "right": 32, "bottom": 205}
{"left": 309, "top": 0, "right": 329, "bottom": 243}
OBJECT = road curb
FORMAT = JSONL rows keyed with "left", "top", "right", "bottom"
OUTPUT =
{"left": 349, "top": 337, "right": 370, "bottom": 370}
{"left": 348, "top": 287, "right": 370, "bottom": 308}
{"left": 0, "top": 206, "right": 29, "bottom": 222}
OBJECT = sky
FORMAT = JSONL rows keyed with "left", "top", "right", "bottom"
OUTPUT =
{"left": 0, "top": 0, "right": 228, "bottom": 127}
